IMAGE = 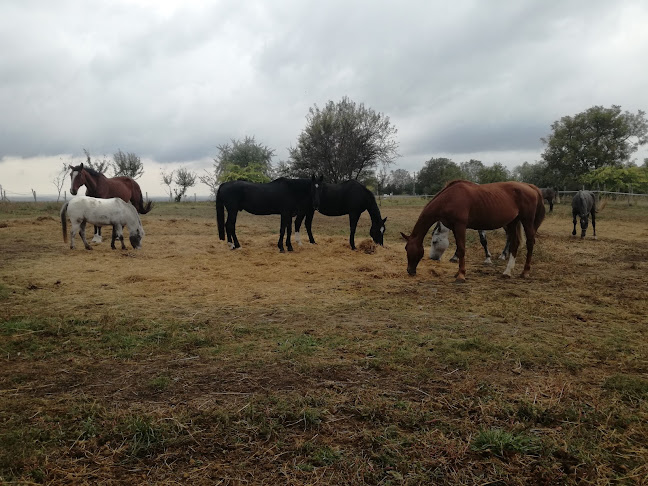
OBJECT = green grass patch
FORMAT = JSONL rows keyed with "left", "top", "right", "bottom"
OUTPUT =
{"left": 471, "top": 428, "right": 541, "bottom": 457}
{"left": 603, "top": 374, "right": 648, "bottom": 401}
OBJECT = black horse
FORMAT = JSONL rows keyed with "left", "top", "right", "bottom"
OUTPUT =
{"left": 572, "top": 190, "right": 597, "bottom": 239}
{"left": 541, "top": 188, "right": 557, "bottom": 212}
{"left": 216, "top": 177, "right": 317, "bottom": 252}
{"left": 294, "top": 176, "right": 387, "bottom": 250}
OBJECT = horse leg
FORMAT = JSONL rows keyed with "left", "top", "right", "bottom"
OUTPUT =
{"left": 502, "top": 222, "right": 521, "bottom": 278}
{"left": 117, "top": 225, "right": 126, "bottom": 249}
{"left": 70, "top": 222, "right": 78, "bottom": 249}
{"left": 451, "top": 225, "right": 467, "bottom": 282}
{"left": 92, "top": 225, "right": 102, "bottom": 244}
{"left": 110, "top": 225, "right": 117, "bottom": 250}
{"left": 499, "top": 235, "right": 511, "bottom": 260}
{"left": 305, "top": 209, "right": 316, "bottom": 244}
{"left": 277, "top": 214, "right": 287, "bottom": 253}
{"left": 294, "top": 213, "right": 304, "bottom": 246}
{"left": 520, "top": 222, "right": 536, "bottom": 278}
{"left": 285, "top": 213, "right": 294, "bottom": 252}
{"left": 225, "top": 210, "right": 240, "bottom": 249}
{"left": 572, "top": 209, "right": 578, "bottom": 236}
{"left": 591, "top": 210, "right": 597, "bottom": 240}
{"left": 549, "top": 199, "right": 554, "bottom": 212}
{"left": 478, "top": 230, "right": 492, "bottom": 264}
{"left": 79, "top": 221, "right": 92, "bottom": 250}
{"left": 348, "top": 213, "right": 360, "bottom": 250}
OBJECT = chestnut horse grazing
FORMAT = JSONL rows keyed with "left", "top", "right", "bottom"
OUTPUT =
{"left": 401, "top": 180, "right": 545, "bottom": 282}
{"left": 69, "top": 163, "right": 152, "bottom": 243}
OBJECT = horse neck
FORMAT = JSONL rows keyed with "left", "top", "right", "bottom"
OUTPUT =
{"left": 411, "top": 201, "right": 440, "bottom": 243}
{"left": 365, "top": 194, "right": 383, "bottom": 226}
{"left": 83, "top": 170, "right": 103, "bottom": 194}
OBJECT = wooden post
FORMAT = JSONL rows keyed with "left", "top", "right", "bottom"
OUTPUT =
{"left": 194, "top": 193, "right": 197, "bottom": 202}
{"left": 32, "top": 189, "right": 37, "bottom": 202}
{"left": 64, "top": 191, "right": 67, "bottom": 201}
{"left": 628, "top": 183, "right": 632, "bottom": 206}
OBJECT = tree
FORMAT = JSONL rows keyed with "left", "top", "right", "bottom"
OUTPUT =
{"left": 198, "top": 169, "right": 219, "bottom": 200}
{"left": 173, "top": 168, "right": 197, "bottom": 202}
{"left": 513, "top": 160, "right": 559, "bottom": 188}
{"left": 541, "top": 105, "right": 648, "bottom": 187}
{"left": 460, "top": 159, "right": 484, "bottom": 183}
{"left": 51, "top": 162, "right": 68, "bottom": 202}
{"left": 161, "top": 170, "right": 174, "bottom": 201}
{"left": 582, "top": 165, "right": 648, "bottom": 193}
{"left": 287, "top": 96, "right": 399, "bottom": 182}
{"left": 416, "top": 158, "right": 463, "bottom": 195}
{"left": 477, "top": 162, "right": 511, "bottom": 183}
{"left": 112, "top": 149, "right": 144, "bottom": 179}
{"left": 83, "top": 148, "right": 110, "bottom": 174}
{"left": 214, "top": 136, "right": 274, "bottom": 182}
{"left": 385, "top": 168, "right": 413, "bottom": 194}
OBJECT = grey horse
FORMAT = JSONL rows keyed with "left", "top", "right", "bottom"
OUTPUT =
{"left": 572, "top": 190, "right": 597, "bottom": 239}
{"left": 429, "top": 222, "right": 510, "bottom": 263}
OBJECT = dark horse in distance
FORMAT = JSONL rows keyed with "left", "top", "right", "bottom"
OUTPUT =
{"left": 541, "top": 187, "right": 557, "bottom": 212}
{"left": 401, "top": 180, "right": 545, "bottom": 282}
{"left": 216, "top": 177, "right": 317, "bottom": 252}
{"left": 69, "top": 163, "right": 152, "bottom": 243}
{"left": 572, "top": 190, "right": 597, "bottom": 239}
{"left": 294, "top": 176, "right": 387, "bottom": 250}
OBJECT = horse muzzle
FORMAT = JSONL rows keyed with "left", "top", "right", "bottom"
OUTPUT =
{"left": 70, "top": 188, "right": 77, "bottom": 196}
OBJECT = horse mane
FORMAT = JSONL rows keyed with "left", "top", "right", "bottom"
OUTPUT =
{"left": 71, "top": 164, "right": 104, "bottom": 178}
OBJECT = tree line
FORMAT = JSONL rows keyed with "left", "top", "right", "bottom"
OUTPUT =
{"left": 61, "top": 101, "right": 647, "bottom": 201}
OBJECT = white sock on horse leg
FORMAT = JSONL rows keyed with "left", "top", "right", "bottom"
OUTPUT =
{"left": 294, "top": 231, "right": 302, "bottom": 246}
{"left": 502, "top": 255, "right": 516, "bottom": 276}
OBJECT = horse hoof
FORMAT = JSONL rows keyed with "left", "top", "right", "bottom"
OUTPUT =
{"left": 454, "top": 277, "right": 465, "bottom": 284}
{"left": 520, "top": 272, "right": 529, "bottom": 279}
{"left": 501, "top": 273, "right": 512, "bottom": 279}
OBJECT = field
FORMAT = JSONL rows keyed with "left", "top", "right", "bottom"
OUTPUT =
{"left": 1, "top": 198, "right": 647, "bottom": 485}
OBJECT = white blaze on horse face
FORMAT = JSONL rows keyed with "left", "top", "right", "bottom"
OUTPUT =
{"left": 70, "top": 171, "right": 79, "bottom": 194}
{"left": 502, "top": 255, "right": 516, "bottom": 277}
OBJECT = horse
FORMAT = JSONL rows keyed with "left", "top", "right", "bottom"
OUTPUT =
{"left": 541, "top": 187, "right": 557, "bottom": 212}
{"left": 429, "top": 222, "right": 510, "bottom": 263}
{"left": 60, "top": 196, "right": 145, "bottom": 250}
{"left": 401, "top": 180, "right": 545, "bottom": 282}
{"left": 69, "top": 163, "right": 152, "bottom": 243}
{"left": 572, "top": 190, "right": 597, "bottom": 239}
{"left": 294, "top": 176, "right": 387, "bottom": 250}
{"left": 216, "top": 177, "right": 317, "bottom": 252}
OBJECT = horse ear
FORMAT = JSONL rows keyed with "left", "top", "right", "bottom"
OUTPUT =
{"left": 400, "top": 232, "right": 409, "bottom": 241}
{"left": 318, "top": 175, "right": 324, "bottom": 183}
{"left": 382, "top": 217, "right": 387, "bottom": 224}
{"left": 311, "top": 174, "right": 315, "bottom": 181}
{"left": 80, "top": 163, "right": 84, "bottom": 169}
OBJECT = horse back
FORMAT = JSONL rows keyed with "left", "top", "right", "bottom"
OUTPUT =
{"left": 318, "top": 180, "right": 373, "bottom": 216}
{"left": 220, "top": 179, "right": 311, "bottom": 215}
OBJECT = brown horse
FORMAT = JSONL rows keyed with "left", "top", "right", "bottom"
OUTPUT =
{"left": 401, "top": 180, "right": 545, "bottom": 282}
{"left": 69, "top": 163, "right": 152, "bottom": 242}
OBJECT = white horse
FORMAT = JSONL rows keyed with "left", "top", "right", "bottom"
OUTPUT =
{"left": 60, "top": 196, "right": 145, "bottom": 250}
{"left": 429, "top": 222, "right": 509, "bottom": 264}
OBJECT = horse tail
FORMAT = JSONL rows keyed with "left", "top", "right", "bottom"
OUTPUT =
{"left": 60, "top": 201, "right": 69, "bottom": 243}
{"left": 216, "top": 185, "right": 225, "bottom": 240}
{"left": 131, "top": 181, "right": 153, "bottom": 214}
{"left": 534, "top": 188, "right": 546, "bottom": 231}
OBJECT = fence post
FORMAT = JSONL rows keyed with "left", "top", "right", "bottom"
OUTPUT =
{"left": 64, "top": 191, "right": 67, "bottom": 201}
{"left": 628, "top": 183, "right": 633, "bottom": 206}
{"left": 32, "top": 189, "right": 37, "bottom": 202}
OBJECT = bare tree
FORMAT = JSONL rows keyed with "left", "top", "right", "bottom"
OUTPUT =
{"left": 198, "top": 169, "right": 219, "bottom": 200}
{"left": 83, "top": 148, "right": 110, "bottom": 174}
{"left": 161, "top": 170, "right": 174, "bottom": 202}
{"left": 52, "top": 162, "right": 68, "bottom": 202}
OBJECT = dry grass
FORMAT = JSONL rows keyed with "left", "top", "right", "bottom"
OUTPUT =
{"left": 1, "top": 199, "right": 647, "bottom": 485}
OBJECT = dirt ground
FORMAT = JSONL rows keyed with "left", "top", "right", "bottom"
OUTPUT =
{"left": 1, "top": 199, "right": 647, "bottom": 485}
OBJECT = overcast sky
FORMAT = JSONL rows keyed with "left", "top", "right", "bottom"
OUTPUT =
{"left": 1, "top": 0, "right": 647, "bottom": 197}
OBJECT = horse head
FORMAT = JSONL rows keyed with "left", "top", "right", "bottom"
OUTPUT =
{"left": 429, "top": 222, "right": 450, "bottom": 260}
{"left": 311, "top": 174, "right": 324, "bottom": 210}
{"left": 370, "top": 217, "right": 387, "bottom": 246}
{"left": 578, "top": 213, "right": 589, "bottom": 238}
{"left": 401, "top": 232, "right": 424, "bottom": 276}
{"left": 69, "top": 163, "right": 85, "bottom": 195}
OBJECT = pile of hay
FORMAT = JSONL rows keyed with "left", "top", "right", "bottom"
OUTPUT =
{"left": 356, "top": 239, "right": 377, "bottom": 254}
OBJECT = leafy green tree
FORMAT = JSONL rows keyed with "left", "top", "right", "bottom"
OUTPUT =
{"left": 213, "top": 136, "right": 274, "bottom": 182}
{"left": 287, "top": 96, "right": 399, "bottom": 182}
{"left": 417, "top": 157, "right": 463, "bottom": 195}
{"left": 513, "top": 160, "right": 559, "bottom": 188}
{"left": 541, "top": 105, "right": 648, "bottom": 187}
{"left": 460, "top": 159, "right": 484, "bottom": 182}
{"left": 582, "top": 165, "right": 648, "bottom": 193}
{"left": 112, "top": 149, "right": 144, "bottom": 179}
{"left": 477, "top": 162, "right": 511, "bottom": 183}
